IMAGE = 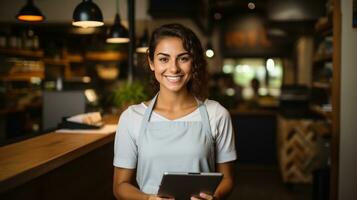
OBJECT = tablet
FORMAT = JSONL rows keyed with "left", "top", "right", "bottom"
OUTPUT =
{"left": 157, "top": 172, "right": 223, "bottom": 200}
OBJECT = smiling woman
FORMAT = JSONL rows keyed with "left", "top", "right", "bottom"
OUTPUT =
{"left": 112, "top": 24, "right": 237, "bottom": 200}
{"left": 147, "top": 23, "right": 208, "bottom": 101}
{"left": 148, "top": 37, "right": 193, "bottom": 94}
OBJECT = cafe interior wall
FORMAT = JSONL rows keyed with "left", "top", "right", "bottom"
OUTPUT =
{"left": 339, "top": 0, "right": 357, "bottom": 199}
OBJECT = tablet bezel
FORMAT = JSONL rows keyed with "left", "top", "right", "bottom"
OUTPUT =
{"left": 157, "top": 172, "right": 223, "bottom": 200}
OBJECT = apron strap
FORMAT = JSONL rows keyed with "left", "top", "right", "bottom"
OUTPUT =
{"left": 138, "top": 93, "right": 158, "bottom": 144}
{"left": 197, "top": 99, "right": 213, "bottom": 140}
{"left": 197, "top": 99, "right": 216, "bottom": 170}
{"left": 144, "top": 93, "right": 158, "bottom": 122}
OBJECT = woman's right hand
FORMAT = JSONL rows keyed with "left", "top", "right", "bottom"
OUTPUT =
{"left": 148, "top": 195, "right": 175, "bottom": 200}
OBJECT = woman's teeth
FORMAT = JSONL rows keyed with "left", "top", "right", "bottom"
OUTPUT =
{"left": 165, "top": 76, "right": 182, "bottom": 82}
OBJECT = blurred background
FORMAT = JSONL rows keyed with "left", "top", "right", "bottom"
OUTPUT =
{"left": 0, "top": 0, "right": 356, "bottom": 200}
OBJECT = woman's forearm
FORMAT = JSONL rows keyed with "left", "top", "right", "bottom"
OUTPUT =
{"left": 114, "top": 182, "right": 149, "bottom": 200}
{"left": 213, "top": 177, "right": 234, "bottom": 200}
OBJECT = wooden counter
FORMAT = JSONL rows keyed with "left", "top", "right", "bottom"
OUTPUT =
{"left": 0, "top": 115, "right": 118, "bottom": 194}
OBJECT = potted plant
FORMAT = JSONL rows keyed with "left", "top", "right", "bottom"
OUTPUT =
{"left": 109, "top": 81, "right": 148, "bottom": 113}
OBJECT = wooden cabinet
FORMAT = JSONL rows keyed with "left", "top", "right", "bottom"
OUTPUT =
{"left": 309, "top": 1, "right": 341, "bottom": 198}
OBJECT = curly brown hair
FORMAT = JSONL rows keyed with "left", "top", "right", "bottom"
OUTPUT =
{"left": 146, "top": 23, "right": 208, "bottom": 101}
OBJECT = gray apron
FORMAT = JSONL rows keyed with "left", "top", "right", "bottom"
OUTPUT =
{"left": 136, "top": 94, "right": 215, "bottom": 194}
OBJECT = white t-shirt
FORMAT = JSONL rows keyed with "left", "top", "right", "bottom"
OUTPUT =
{"left": 113, "top": 99, "right": 237, "bottom": 168}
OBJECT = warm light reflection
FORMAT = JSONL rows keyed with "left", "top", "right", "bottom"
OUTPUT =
{"left": 226, "top": 88, "right": 236, "bottom": 96}
{"left": 72, "top": 27, "right": 97, "bottom": 34}
{"left": 82, "top": 76, "right": 91, "bottom": 83}
{"left": 248, "top": 2, "right": 256, "bottom": 10}
{"left": 136, "top": 47, "right": 148, "bottom": 53}
{"left": 106, "top": 37, "right": 130, "bottom": 43}
{"left": 266, "top": 58, "right": 275, "bottom": 72}
{"left": 205, "top": 49, "right": 215, "bottom": 58}
{"left": 85, "top": 89, "right": 98, "bottom": 103}
{"left": 18, "top": 15, "right": 44, "bottom": 22}
{"left": 30, "top": 77, "right": 42, "bottom": 84}
{"left": 223, "top": 64, "right": 234, "bottom": 74}
{"left": 72, "top": 21, "right": 104, "bottom": 28}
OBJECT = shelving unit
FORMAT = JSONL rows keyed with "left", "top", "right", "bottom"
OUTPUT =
{"left": 311, "top": 14, "right": 334, "bottom": 121}
{"left": 0, "top": 48, "right": 45, "bottom": 140}
{"left": 309, "top": 1, "right": 341, "bottom": 199}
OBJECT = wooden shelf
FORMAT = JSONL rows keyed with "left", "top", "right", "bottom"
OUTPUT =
{"left": 65, "top": 54, "right": 83, "bottom": 63}
{"left": 314, "top": 54, "right": 332, "bottom": 63}
{"left": 0, "top": 71, "right": 44, "bottom": 81}
{"left": 312, "top": 82, "right": 331, "bottom": 90}
{"left": 85, "top": 51, "right": 127, "bottom": 61}
{"left": 310, "top": 105, "right": 332, "bottom": 120}
{"left": 0, "top": 48, "right": 44, "bottom": 58}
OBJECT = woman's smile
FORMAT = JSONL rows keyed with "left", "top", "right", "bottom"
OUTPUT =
{"left": 164, "top": 74, "right": 184, "bottom": 83}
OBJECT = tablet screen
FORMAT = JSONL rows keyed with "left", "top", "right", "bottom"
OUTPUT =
{"left": 157, "top": 172, "right": 223, "bottom": 200}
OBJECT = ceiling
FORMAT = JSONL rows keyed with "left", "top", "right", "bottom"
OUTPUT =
{"left": 148, "top": 0, "right": 326, "bottom": 36}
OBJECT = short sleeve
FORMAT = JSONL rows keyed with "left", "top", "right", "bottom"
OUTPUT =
{"left": 113, "top": 108, "right": 138, "bottom": 169}
{"left": 214, "top": 104, "right": 237, "bottom": 163}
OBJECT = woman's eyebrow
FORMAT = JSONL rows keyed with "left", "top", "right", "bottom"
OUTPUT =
{"left": 177, "top": 52, "right": 190, "bottom": 57}
{"left": 156, "top": 52, "right": 190, "bottom": 57}
{"left": 156, "top": 53, "right": 169, "bottom": 56}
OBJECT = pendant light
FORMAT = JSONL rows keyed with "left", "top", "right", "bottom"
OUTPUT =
{"left": 136, "top": 28, "right": 149, "bottom": 53}
{"left": 106, "top": 0, "right": 129, "bottom": 43}
{"left": 16, "top": 0, "right": 45, "bottom": 22}
{"left": 72, "top": 0, "right": 104, "bottom": 28}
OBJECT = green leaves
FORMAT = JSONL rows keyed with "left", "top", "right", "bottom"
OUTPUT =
{"left": 110, "top": 81, "right": 148, "bottom": 108}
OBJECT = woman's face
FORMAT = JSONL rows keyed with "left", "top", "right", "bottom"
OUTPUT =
{"left": 149, "top": 37, "right": 193, "bottom": 93}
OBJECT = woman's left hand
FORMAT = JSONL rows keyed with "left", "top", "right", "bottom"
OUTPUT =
{"left": 190, "top": 192, "right": 215, "bottom": 200}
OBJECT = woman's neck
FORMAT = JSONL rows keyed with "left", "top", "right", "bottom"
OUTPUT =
{"left": 156, "top": 89, "right": 196, "bottom": 111}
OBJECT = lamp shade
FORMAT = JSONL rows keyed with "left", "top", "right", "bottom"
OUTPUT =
{"left": 16, "top": 0, "right": 45, "bottom": 22}
{"left": 106, "top": 13, "right": 129, "bottom": 43}
{"left": 72, "top": 0, "right": 104, "bottom": 28}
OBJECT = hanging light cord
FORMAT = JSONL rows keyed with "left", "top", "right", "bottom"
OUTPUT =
{"left": 116, "top": 0, "right": 119, "bottom": 14}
